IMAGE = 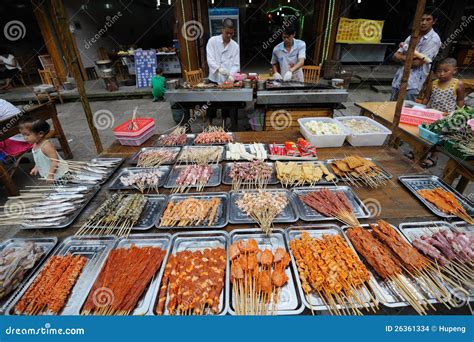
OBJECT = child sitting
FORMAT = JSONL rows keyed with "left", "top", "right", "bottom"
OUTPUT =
{"left": 19, "top": 116, "right": 69, "bottom": 183}
{"left": 151, "top": 67, "right": 166, "bottom": 102}
{"left": 420, "top": 57, "right": 464, "bottom": 168}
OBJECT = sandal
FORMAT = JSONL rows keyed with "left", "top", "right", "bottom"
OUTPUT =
{"left": 421, "top": 157, "right": 438, "bottom": 169}
{"left": 404, "top": 151, "right": 414, "bottom": 160}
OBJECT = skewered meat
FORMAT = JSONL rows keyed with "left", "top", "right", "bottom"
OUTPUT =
{"left": 229, "top": 161, "right": 272, "bottom": 190}
{"left": 194, "top": 126, "right": 233, "bottom": 144}
{"left": 159, "top": 197, "right": 221, "bottom": 227}
{"left": 417, "top": 188, "right": 474, "bottom": 224}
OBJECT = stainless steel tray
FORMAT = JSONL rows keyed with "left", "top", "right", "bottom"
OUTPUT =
{"left": 6, "top": 235, "right": 117, "bottom": 315}
{"left": 451, "top": 221, "right": 474, "bottom": 231}
{"left": 108, "top": 166, "right": 172, "bottom": 190}
{"left": 341, "top": 223, "right": 444, "bottom": 308}
{"left": 267, "top": 144, "right": 318, "bottom": 161}
{"left": 20, "top": 185, "right": 101, "bottom": 230}
{"left": 228, "top": 228, "right": 304, "bottom": 315}
{"left": 285, "top": 225, "right": 378, "bottom": 312}
{"left": 224, "top": 143, "right": 268, "bottom": 161}
{"left": 91, "top": 157, "right": 124, "bottom": 185}
{"left": 164, "top": 164, "right": 222, "bottom": 189}
{"left": 275, "top": 161, "right": 340, "bottom": 186}
{"left": 328, "top": 158, "right": 393, "bottom": 181}
{"left": 222, "top": 162, "right": 279, "bottom": 186}
{"left": 129, "top": 147, "right": 181, "bottom": 165}
{"left": 193, "top": 132, "right": 234, "bottom": 145}
{"left": 176, "top": 145, "right": 224, "bottom": 163}
{"left": 155, "top": 133, "right": 195, "bottom": 147}
{"left": 157, "top": 192, "right": 229, "bottom": 229}
{"left": 398, "top": 175, "right": 474, "bottom": 218}
{"left": 77, "top": 233, "right": 172, "bottom": 316}
{"left": 398, "top": 221, "right": 473, "bottom": 302}
{"left": 291, "top": 186, "right": 371, "bottom": 222}
{"left": 148, "top": 230, "right": 229, "bottom": 315}
{"left": 228, "top": 189, "right": 299, "bottom": 225}
{"left": 0, "top": 237, "right": 58, "bottom": 314}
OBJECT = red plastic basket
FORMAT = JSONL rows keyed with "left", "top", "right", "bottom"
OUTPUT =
{"left": 116, "top": 125, "right": 155, "bottom": 146}
{"left": 401, "top": 107, "right": 444, "bottom": 119}
{"left": 113, "top": 118, "right": 155, "bottom": 137}
{"left": 400, "top": 114, "right": 438, "bottom": 126}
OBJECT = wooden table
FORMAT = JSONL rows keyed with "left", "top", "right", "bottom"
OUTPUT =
{"left": 462, "top": 78, "right": 474, "bottom": 94}
{"left": 440, "top": 145, "right": 474, "bottom": 193}
{"left": 355, "top": 101, "right": 433, "bottom": 163}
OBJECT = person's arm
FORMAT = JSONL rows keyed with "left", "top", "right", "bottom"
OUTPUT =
{"left": 422, "top": 85, "right": 432, "bottom": 105}
{"left": 290, "top": 42, "right": 306, "bottom": 73}
{"left": 456, "top": 80, "right": 465, "bottom": 108}
{"left": 206, "top": 39, "right": 220, "bottom": 76}
{"left": 229, "top": 45, "right": 240, "bottom": 75}
{"left": 41, "top": 141, "right": 60, "bottom": 183}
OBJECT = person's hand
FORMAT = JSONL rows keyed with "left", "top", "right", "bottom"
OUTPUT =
{"left": 30, "top": 166, "right": 38, "bottom": 176}
{"left": 273, "top": 72, "right": 282, "bottom": 80}
{"left": 227, "top": 75, "right": 235, "bottom": 82}
{"left": 218, "top": 67, "right": 229, "bottom": 76}
{"left": 46, "top": 177, "right": 54, "bottom": 184}
{"left": 283, "top": 71, "right": 292, "bottom": 81}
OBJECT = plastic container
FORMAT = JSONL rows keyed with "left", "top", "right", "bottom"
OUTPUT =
{"left": 400, "top": 107, "right": 443, "bottom": 126}
{"left": 335, "top": 116, "right": 392, "bottom": 146}
{"left": 116, "top": 125, "right": 155, "bottom": 146}
{"left": 298, "top": 117, "right": 349, "bottom": 148}
{"left": 400, "top": 114, "right": 438, "bottom": 126}
{"left": 113, "top": 118, "right": 155, "bottom": 137}
{"left": 418, "top": 125, "right": 440, "bottom": 144}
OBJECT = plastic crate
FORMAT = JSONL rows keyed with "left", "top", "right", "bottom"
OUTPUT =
{"left": 116, "top": 125, "right": 155, "bottom": 146}
{"left": 401, "top": 107, "right": 444, "bottom": 119}
{"left": 443, "top": 140, "right": 474, "bottom": 160}
{"left": 113, "top": 118, "right": 155, "bottom": 137}
{"left": 400, "top": 114, "right": 438, "bottom": 126}
{"left": 418, "top": 125, "right": 440, "bottom": 144}
{"left": 298, "top": 117, "right": 349, "bottom": 148}
{"left": 335, "top": 116, "right": 391, "bottom": 146}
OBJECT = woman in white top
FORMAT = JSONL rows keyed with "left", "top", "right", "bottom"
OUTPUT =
{"left": 0, "top": 47, "right": 21, "bottom": 90}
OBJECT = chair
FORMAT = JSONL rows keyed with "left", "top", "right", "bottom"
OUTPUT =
{"left": 184, "top": 68, "right": 204, "bottom": 86}
{"left": 34, "top": 69, "right": 64, "bottom": 104}
{"left": 302, "top": 65, "right": 321, "bottom": 84}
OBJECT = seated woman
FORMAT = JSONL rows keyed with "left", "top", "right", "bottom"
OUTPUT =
{"left": 0, "top": 47, "right": 21, "bottom": 90}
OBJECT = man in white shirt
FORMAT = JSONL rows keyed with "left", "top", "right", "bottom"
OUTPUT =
{"left": 205, "top": 18, "right": 240, "bottom": 124}
{"left": 0, "top": 47, "right": 21, "bottom": 90}
{"left": 391, "top": 8, "right": 441, "bottom": 101}
{"left": 271, "top": 25, "right": 306, "bottom": 82}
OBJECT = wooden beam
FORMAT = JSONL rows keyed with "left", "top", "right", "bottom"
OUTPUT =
{"left": 389, "top": 0, "right": 427, "bottom": 145}
{"left": 326, "top": 0, "right": 341, "bottom": 63}
{"left": 51, "top": 0, "right": 103, "bottom": 154}
{"left": 32, "top": 2, "right": 67, "bottom": 82}
{"left": 197, "top": 0, "right": 210, "bottom": 73}
{"left": 175, "top": 0, "right": 200, "bottom": 72}
{"left": 312, "top": 0, "right": 328, "bottom": 65}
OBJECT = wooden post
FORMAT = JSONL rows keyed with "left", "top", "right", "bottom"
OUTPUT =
{"left": 389, "top": 0, "right": 427, "bottom": 145}
{"left": 312, "top": 0, "right": 328, "bottom": 65}
{"left": 51, "top": 0, "right": 103, "bottom": 154}
{"left": 175, "top": 0, "right": 200, "bottom": 72}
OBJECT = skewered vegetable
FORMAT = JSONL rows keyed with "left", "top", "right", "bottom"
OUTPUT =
{"left": 159, "top": 197, "right": 221, "bottom": 227}
{"left": 173, "top": 165, "right": 213, "bottom": 193}
{"left": 157, "top": 127, "right": 187, "bottom": 146}
{"left": 0, "top": 242, "right": 44, "bottom": 300}
{"left": 15, "top": 254, "right": 87, "bottom": 315}
{"left": 82, "top": 245, "right": 166, "bottom": 315}
{"left": 276, "top": 161, "right": 336, "bottom": 187}
{"left": 120, "top": 169, "right": 161, "bottom": 193}
{"left": 417, "top": 188, "right": 474, "bottom": 224}
{"left": 228, "top": 161, "right": 272, "bottom": 190}
{"left": 136, "top": 149, "right": 178, "bottom": 167}
{"left": 178, "top": 146, "right": 223, "bottom": 164}
{"left": 289, "top": 232, "right": 375, "bottom": 315}
{"left": 230, "top": 239, "right": 290, "bottom": 315}
{"left": 194, "top": 126, "right": 233, "bottom": 144}
{"left": 226, "top": 143, "right": 267, "bottom": 160}
{"left": 156, "top": 248, "right": 226, "bottom": 315}
{"left": 235, "top": 190, "right": 288, "bottom": 235}
{"left": 299, "top": 189, "right": 359, "bottom": 226}
{"left": 331, "top": 156, "right": 389, "bottom": 188}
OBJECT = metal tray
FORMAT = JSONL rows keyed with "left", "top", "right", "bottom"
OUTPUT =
{"left": 176, "top": 145, "right": 224, "bottom": 163}
{"left": 451, "top": 221, "right": 474, "bottom": 231}
{"left": 224, "top": 143, "right": 268, "bottom": 161}
{"left": 398, "top": 175, "right": 474, "bottom": 219}
{"left": 398, "top": 221, "right": 473, "bottom": 302}
{"left": 267, "top": 144, "right": 318, "bottom": 161}
{"left": 193, "top": 132, "right": 235, "bottom": 145}
{"left": 228, "top": 189, "right": 299, "bottom": 225}
{"left": 291, "top": 186, "right": 371, "bottom": 222}
{"left": 77, "top": 233, "right": 172, "bottom": 316}
{"left": 154, "top": 133, "right": 195, "bottom": 147}
{"left": 275, "top": 161, "right": 339, "bottom": 186}
{"left": 90, "top": 157, "right": 124, "bottom": 185}
{"left": 157, "top": 192, "right": 229, "bottom": 229}
{"left": 285, "top": 225, "right": 378, "bottom": 312}
{"left": 148, "top": 230, "right": 229, "bottom": 315}
{"left": 108, "top": 166, "right": 172, "bottom": 190}
{"left": 228, "top": 228, "right": 304, "bottom": 315}
{"left": 129, "top": 147, "right": 181, "bottom": 165}
{"left": 6, "top": 235, "right": 117, "bottom": 315}
{"left": 341, "top": 223, "right": 445, "bottom": 308}
{"left": 164, "top": 164, "right": 222, "bottom": 189}
{"left": 0, "top": 237, "right": 58, "bottom": 314}
{"left": 328, "top": 158, "right": 393, "bottom": 181}
{"left": 20, "top": 185, "right": 101, "bottom": 230}
{"left": 222, "top": 162, "right": 279, "bottom": 186}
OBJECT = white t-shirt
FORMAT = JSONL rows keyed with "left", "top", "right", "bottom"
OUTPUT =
{"left": 206, "top": 35, "right": 240, "bottom": 83}
{"left": 0, "top": 99, "right": 25, "bottom": 141}
{"left": 271, "top": 39, "right": 306, "bottom": 82}
{"left": 0, "top": 54, "right": 19, "bottom": 70}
